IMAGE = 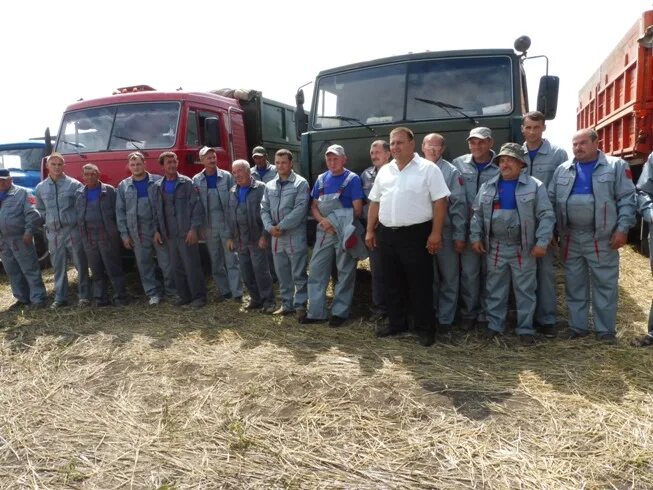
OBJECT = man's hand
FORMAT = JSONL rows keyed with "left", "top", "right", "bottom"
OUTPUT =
{"left": 319, "top": 218, "right": 335, "bottom": 234}
{"left": 471, "top": 241, "right": 486, "bottom": 255}
{"left": 122, "top": 237, "right": 133, "bottom": 250}
{"left": 258, "top": 236, "right": 268, "bottom": 250}
{"left": 454, "top": 239, "right": 466, "bottom": 254}
{"left": 185, "top": 229, "right": 198, "bottom": 246}
{"left": 269, "top": 225, "right": 283, "bottom": 238}
{"left": 609, "top": 231, "right": 628, "bottom": 250}
{"left": 22, "top": 233, "right": 32, "bottom": 246}
{"left": 530, "top": 245, "right": 547, "bottom": 258}
{"left": 154, "top": 232, "right": 164, "bottom": 245}
{"left": 365, "top": 230, "right": 376, "bottom": 249}
{"left": 226, "top": 238, "right": 235, "bottom": 251}
{"left": 426, "top": 232, "right": 442, "bottom": 255}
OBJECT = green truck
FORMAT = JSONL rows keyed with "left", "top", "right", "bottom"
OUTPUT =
{"left": 294, "top": 37, "right": 558, "bottom": 183}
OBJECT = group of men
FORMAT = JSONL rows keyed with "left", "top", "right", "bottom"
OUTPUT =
{"left": 2, "top": 110, "right": 653, "bottom": 348}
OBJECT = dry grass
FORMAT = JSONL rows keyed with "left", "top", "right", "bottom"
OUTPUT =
{"left": 0, "top": 247, "right": 652, "bottom": 488}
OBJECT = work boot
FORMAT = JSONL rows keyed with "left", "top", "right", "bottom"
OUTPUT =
{"left": 631, "top": 334, "right": 653, "bottom": 347}
{"left": 273, "top": 306, "right": 295, "bottom": 316}
{"left": 559, "top": 328, "right": 589, "bottom": 340}
{"left": 417, "top": 327, "right": 435, "bottom": 347}
{"left": 481, "top": 328, "right": 500, "bottom": 341}
{"left": 329, "top": 315, "right": 347, "bottom": 327}
{"left": 245, "top": 301, "right": 264, "bottom": 310}
{"left": 596, "top": 333, "right": 617, "bottom": 345}
{"left": 537, "top": 324, "right": 557, "bottom": 338}
{"left": 460, "top": 318, "right": 476, "bottom": 331}
{"left": 519, "top": 334, "right": 536, "bottom": 346}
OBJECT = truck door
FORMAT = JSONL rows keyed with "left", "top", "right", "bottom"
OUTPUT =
{"left": 185, "top": 109, "right": 230, "bottom": 171}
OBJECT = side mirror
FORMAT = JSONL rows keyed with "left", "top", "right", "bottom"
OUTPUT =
{"left": 204, "top": 117, "right": 220, "bottom": 147}
{"left": 537, "top": 76, "right": 559, "bottom": 120}
{"left": 45, "top": 127, "right": 53, "bottom": 155}
{"left": 295, "top": 89, "right": 308, "bottom": 139}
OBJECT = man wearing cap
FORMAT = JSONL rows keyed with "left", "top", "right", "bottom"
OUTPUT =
{"left": 260, "top": 149, "right": 310, "bottom": 317}
{"left": 0, "top": 169, "right": 47, "bottom": 309}
{"left": 227, "top": 160, "right": 275, "bottom": 312}
{"left": 154, "top": 151, "right": 207, "bottom": 308}
{"left": 75, "top": 163, "right": 128, "bottom": 307}
{"left": 366, "top": 127, "right": 450, "bottom": 346}
{"left": 116, "top": 151, "right": 175, "bottom": 306}
{"left": 470, "top": 143, "right": 555, "bottom": 345}
{"left": 521, "top": 111, "right": 569, "bottom": 337}
{"left": 422, "top": 133, "right": 467, "bottom": 337}
{"left": 302, "top": 143, "right": 365, "bottom": 326}
{"left": 251, "top": 145, "right": 278, "bottom": 282}
{"left": 549, "top": 128, "right": 636, "bottom": 344}
{"left": 251, "top": 146, "right": 278, "bottom": 184}
{"left": 453, "top": 127, "right": 499, "bottom": 330}
{"left": 192, "top": 146, "right": 242, "bottom": 302}
{"left": 633, "top": 151, "right": 653, "bottom": 347}
{"left": 35, "top": 152, "right": 91, "bottom": 309}
{"left": 360, "top": 140, "right": 392, "bottom": 321}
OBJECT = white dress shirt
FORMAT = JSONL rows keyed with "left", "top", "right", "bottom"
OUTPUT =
{"left": 368, "top": 153, "right": 450, "bottom": 227}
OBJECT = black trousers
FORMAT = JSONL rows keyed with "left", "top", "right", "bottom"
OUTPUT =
{"left": 377, "top": 221, "right": 434, "bottom": 332}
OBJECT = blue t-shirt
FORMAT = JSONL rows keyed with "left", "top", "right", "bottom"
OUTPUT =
{"left": 205, "top": 173, "right": 218, "bottom": 189}
{"left": 473, "top": 158, "right": 492, "bottom": 173}
{"left": 86, "top": 187, "right": 101, "bottom": 202}
{"left": 310, "top": 169, "right": 364, "bottom": 209}
{"left": 164, "top": 179, "right": 177, "bottom": 194}
{"left": 133, "top": 177, "right": 149, "bottom": 198}
{"left": 571, "top": 160, "right": 597, "bottom": 195}
{"left": 527, "top": 144, "right": 542, "bottom": 163}
{"left": 497, "top": 178, "right": 518, "bottom": 210}
{"left": 256, "top": 166, "right": 269, "bottom": 179}
{"left": 237, "top": 186, "right": 250, "bottom": 204}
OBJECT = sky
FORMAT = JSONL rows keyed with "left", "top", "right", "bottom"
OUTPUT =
{"left": 2, "top": 0, "right": 652, "bottom": 155}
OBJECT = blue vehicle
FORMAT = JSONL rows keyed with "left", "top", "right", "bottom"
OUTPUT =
{"left": 0, "top": 140, "right": 51, "bottom": 267}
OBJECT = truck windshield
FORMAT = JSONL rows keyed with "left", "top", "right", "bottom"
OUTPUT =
{"left": 56, "top": 102, "right": 180, "bottom": 154}
{"left": 0, "top": 147, "right": 44, "bottom": 171}
{"left": 313, "top": 56, "right": 513, "bottom": 128}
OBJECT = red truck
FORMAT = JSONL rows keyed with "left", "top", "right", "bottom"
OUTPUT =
{"left": 47, "top": 85, "right": 301, "bottom": 183}
{"left": 577, "top": 10, "right": 653, "bottom": 251}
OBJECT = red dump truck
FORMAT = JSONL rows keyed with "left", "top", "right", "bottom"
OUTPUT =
{"left": 577, "top": 10, "right": 653, "bottom": 251}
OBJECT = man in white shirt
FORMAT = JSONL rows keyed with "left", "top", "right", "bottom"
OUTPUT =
{"left": 365, "top": 127, "right": 450, "bottom": 346}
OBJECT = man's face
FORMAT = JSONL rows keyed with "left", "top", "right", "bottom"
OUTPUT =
{"left": 390, "top": 132, "right": 415, "bottom": 162}
{"left": 369, "top": 144, "right": 390, "bottom": 168}
{"left": 275, "top": 155, "right": 292, "bottom": 177}
{"left": 47, "top": 157, "right": 65, "bottom": 179}
{"left": 162, "top": 156, "right": 178, "bottom": 177}
{"left": 201, "top": 151, "right": 217, "bottom": 171}
{"left": 498, "top": 156, "right": 523, "bottom": 180}
{"left": 0, "top": 178, "right": 12, "bottom": 192}
{"left": 128, "top": 157, "right": 146, "bottom": 178}
{"left": 83, "top": 169, "right": 100, "bottom": 188}
{"left": 233, "top": 166, "right": 250, "bottom": 187}
{"left": 468, "top": 137, "right": 493, "bottom": 162}
{"left": 325, "top": 153, "right": 346, "bottom": 174}
{"left": 572, "top": 132, "right": 599, "bottom": 162}
{"left": 253, "top": 155, "right": 266, "bottom": 168}
{"left": 422, "top": 137, "right": 444, "bottom": 163}
{"left": 522, "top": 118, "right": 546, "bottom": 145}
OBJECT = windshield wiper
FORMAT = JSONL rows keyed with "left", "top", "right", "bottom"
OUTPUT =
{"left": 320, "top": 115, "right": 378, "bottom": 137}
{"left": 112, "top": 134, "right": 143, "bottom": 150}
{"left": 60, "top": 139, "right": 85, "bottom": 155}
{"left": 414, "top": 97, "right": 479, "bottom": 125}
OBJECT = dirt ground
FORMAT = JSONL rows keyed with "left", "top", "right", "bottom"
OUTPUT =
{"left": 0, "top": 247, "right": 651, "bottom": 489}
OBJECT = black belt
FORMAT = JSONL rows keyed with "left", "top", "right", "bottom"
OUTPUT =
{"left": 381, "top": 221, "right": 430, "bottom": 231}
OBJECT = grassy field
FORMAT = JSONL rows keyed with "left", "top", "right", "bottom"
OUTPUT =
{"left": 0, "top": 247, "right": 652, "bottom": 488}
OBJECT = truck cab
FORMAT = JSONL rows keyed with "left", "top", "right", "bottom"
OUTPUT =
{"left": 295, "top": 44, "right": 558, "bottom": 184}
{"left": 50, "top": 86, "right": 301, "bottom": 185}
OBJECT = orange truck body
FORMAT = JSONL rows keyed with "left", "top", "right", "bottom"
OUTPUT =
{"left": 577, "top": 10, "right": 653, "bottom": 170}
